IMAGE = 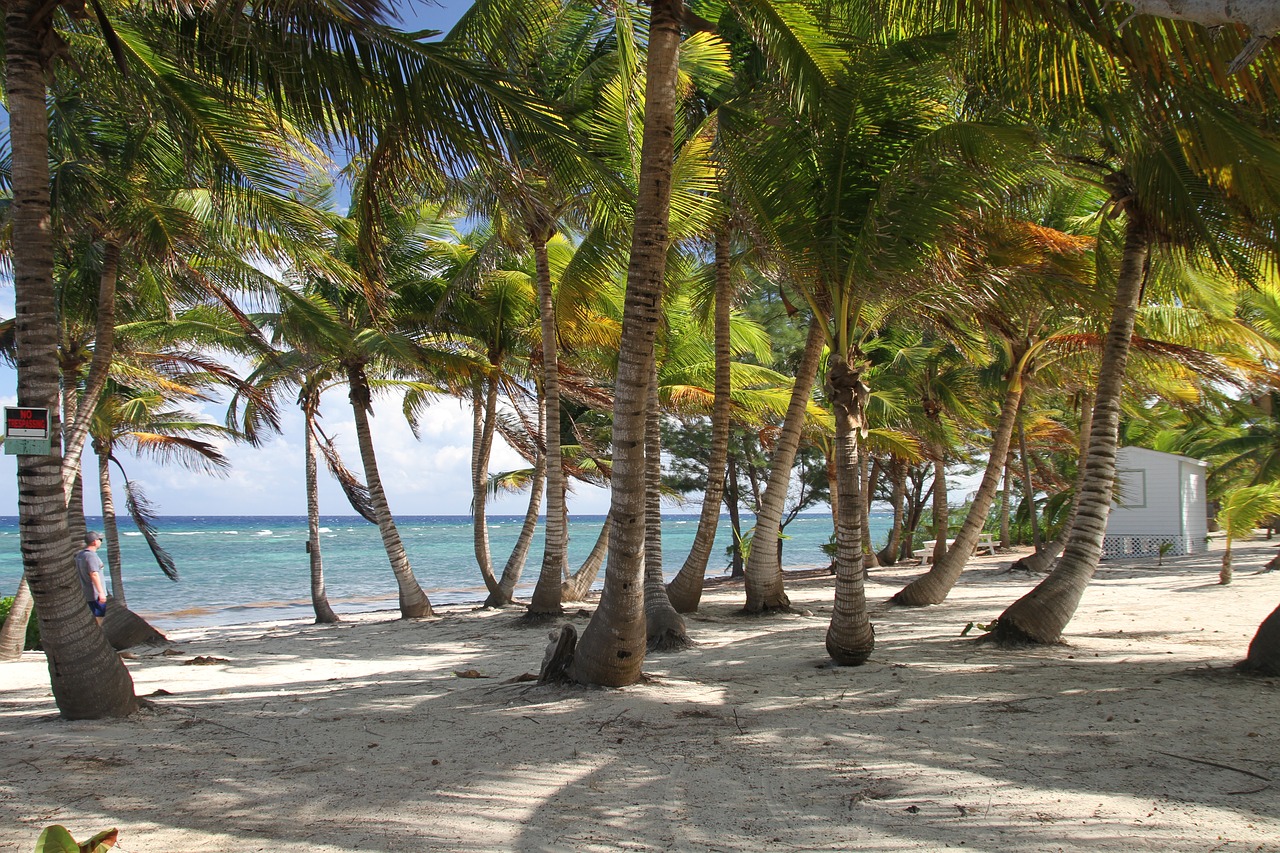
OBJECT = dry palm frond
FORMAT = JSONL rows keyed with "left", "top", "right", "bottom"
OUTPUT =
{"left": 314, "top": 424, "right": 377, "bottom": 524}
{"left": 118, "top": 470, "right": 178, "bottom": 582}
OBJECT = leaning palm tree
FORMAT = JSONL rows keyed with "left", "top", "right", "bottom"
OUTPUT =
{"left": 990, "top": 92, "right": 1280, "bottom": 644}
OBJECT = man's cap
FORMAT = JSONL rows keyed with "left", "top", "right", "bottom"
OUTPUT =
{"left": 84, "top": 531, "right": 102, "bottom": 544}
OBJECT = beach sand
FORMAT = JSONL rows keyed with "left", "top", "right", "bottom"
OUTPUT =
{"left": 2, "top": 543, "right": 1278, "bottom": 852}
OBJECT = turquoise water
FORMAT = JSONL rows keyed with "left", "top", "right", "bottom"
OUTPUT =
{"left": 0, "top": 513, "right": 892, "bottom": 630}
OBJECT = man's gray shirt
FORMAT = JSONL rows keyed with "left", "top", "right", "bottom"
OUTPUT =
{"left": 76, "top": 547, "right": 104, "bottom": 602}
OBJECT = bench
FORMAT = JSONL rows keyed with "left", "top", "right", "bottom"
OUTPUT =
{"left": 913, "top": 535, "right": 998, "bottom": 563}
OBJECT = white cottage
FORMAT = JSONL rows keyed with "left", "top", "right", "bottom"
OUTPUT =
{"left": 1104, "top": 446, "right": 1209, "bottom": 558}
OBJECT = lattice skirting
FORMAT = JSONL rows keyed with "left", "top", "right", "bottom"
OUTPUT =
{"left": 1101, "top": 534, "right": 1190, "bottom": 559}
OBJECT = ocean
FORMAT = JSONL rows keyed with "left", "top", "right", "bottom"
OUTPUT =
{"left": 0, "top": 513, "right": 893, "bottom": 631}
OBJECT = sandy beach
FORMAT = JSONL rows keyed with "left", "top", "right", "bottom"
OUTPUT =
{"left": 2, "top": 543, "right": 1277, "bottom": 852}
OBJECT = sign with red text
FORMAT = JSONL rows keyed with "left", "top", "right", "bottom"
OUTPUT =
{"left": 4, "top": 407, "right": 51, "bottom": 455}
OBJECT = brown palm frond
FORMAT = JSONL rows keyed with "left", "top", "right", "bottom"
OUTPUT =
{"left": 116, "top": 465, "right": 178, "bottom": 582}
{"left": 313, "top": 424, "right": 377, "bottom": 524}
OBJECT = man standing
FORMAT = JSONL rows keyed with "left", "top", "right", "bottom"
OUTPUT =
{"left": 76, "top": 531, "right": 108, "bottom": 625}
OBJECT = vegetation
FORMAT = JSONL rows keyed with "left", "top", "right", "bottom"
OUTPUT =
{"left": 3, "top": 0, "right": 1280, "bottom": 715}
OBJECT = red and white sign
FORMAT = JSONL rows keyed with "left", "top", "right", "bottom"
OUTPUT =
{"left": 4, "top": 407, "right": 49, "bottom": 439}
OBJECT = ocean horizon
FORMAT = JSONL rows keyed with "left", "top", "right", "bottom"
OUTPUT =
{"left": 0, "top": 513, "right": 892, "bottom": 631}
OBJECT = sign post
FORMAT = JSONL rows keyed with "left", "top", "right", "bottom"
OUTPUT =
{"left": 4, "top": 407, "right": 51, "bottom": 456}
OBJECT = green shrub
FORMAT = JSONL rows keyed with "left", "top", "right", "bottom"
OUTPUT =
{"left": 0, "top": 595, "right": 41, "bottom": 650}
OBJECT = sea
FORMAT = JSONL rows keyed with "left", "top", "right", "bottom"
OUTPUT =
{"left": 0, "top": 513, "right": 893, "bottom": 631}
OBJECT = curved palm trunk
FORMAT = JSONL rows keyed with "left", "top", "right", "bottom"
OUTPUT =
{"left": 488, "top": 453, "right": 546, "bottom": 607}
{"left": 97, "top": 446, "right": 125, "bottom": 606}
{"left": 346, "top": 365, "right": 431, "bottom": 618}
{"left": 471, "top": 380, "right": 499, "bottom": 596}
{"left": 644, "top": 372, "right": 689, "bottom": 650}
{"left": 563, "top": 513, "right": 610, "bottom": 602}
{"left": 62, "top": 384, "right": 88, "bottom": 545}
{"left": 743, "top": 321, "right": 826, "bottom": 613}
{"left": 666, "top": 223, "right": 733, "bottom": 612}
{"left": 569, "top": 0, "right": 681, "bottom": 687}
{"left": 893, "top": 374, "right": 1024, "bottom": 605}
{"left": 528, "top": 236, "right": 567, "bottom": 615}
{"left": 304, "top": 410, "right": 339, "bottom": 624}
{"left": 993, "top": 217, "right": 1150, "bottom": 644}
{"left": 0, "top": 577, "right": 34, "bottom": 660}
{"left": 4, "top": 2, "right": 137, "bottom": 716}
{"left": 61, "top": 242, "right": 120, "bottom": 498}
{"left": 1013, "top": 389, "right": 1095, "bottom": 573}
{"left": 1240, "top": 602, "right": 1280, "bottom": 675}
{"left": 825, "top": 355, "right": 875, "bottom": 665}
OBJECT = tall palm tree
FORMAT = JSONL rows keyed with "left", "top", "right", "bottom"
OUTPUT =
{"left": 991, "top": 91, "right": 1280, "bottom": 643}
{"left": 565, "top": 0, "right": 686, "bottom": 686}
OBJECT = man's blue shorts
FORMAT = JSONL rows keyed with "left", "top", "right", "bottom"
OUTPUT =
{"left": 88, "top": 600, "right": 107, "bottom": 618}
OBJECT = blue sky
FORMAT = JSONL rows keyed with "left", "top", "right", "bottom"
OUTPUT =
{"left": 0, "top": 0, "right": 617, "bottom": 517}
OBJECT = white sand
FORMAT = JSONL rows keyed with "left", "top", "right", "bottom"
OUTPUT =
{"left": 2, "top": 542, "right": 1277, "bottom": 852}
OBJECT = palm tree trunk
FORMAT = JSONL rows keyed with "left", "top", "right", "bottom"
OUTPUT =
{"left": 1000, "top": 457, "right": 1012, "bottom": 548}
{"left": 346, "top": 364, "right": 431, "bottom": 618}
{"left": 743, "top": 320, "right": 826, "bottom": 613}
{"left": 993, "top": 216, "right": 1150, "bottom": 644}
{"left": 0, "top": 577, "right": 34, "bottom": 660}
{"left": 529, "top": 235, "right": 568, "bottom": 615}
{"left": 489, "top": 396, "right": 548, "bottom": 608}
{"left": 645, "top": 370, "right": 689, "bottom": 650}
{"left": 61, "top": 241, "right": 120, "bottom": 498}
{"left": 861, "top": 452, "right": 879, "bottom": 568}
{"left": 4, "top": 2, "right": 137, "bottom": 716}
{"left": 667, "top": 221, "right": 733, "bottom": 612}
{"left": 931, "top": 454, "right": 949, "bottom": 562}
{"left": 62, "top": 384, "right": 88, "bottom": 545}
{"left": 877, "top": 459, "right": 905, "bottom": 565}
{"left": 825, "top": 354, "right": 875, "bottom": 665}
{"left": 893, "top": 373, "right": 1024, "bottom": 605}
{"left": 563, "top": 513, "right": 610, "bottom": 601}
{"left": 304, "top": 410, "right": 339, "bottom": 623}
{"left": 97, "top": 446, "right": 125, "bottom": 606}
{"left": 471, "top": 380, "right": 498, "bottom": 596}
{"left": 489, "top": 453, "right": 546, "bottom": 607}
{"left": 1019, "top": 419, "right": 1041, "bottom": 552}
{"left": 569, "top": 0, "right": 681, "bottom": 687}
{"left": 1012, "top": 388, "right": 1095, "bottom": 573}
{"left": 1240, "top": 602, "right": 1280, "bottom": 675}
{"left": 726, "top": 449, "right": 744, "bottom": 577}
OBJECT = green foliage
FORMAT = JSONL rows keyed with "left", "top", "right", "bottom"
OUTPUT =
{"left": 33, "top": 826, "right": 116, "bottom": 853}
{"left": 0, "top": 595, "right": 41, "bottom": 651}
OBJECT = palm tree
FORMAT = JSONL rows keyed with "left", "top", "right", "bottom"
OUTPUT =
{"left": 1214, "top": 485, "right": 1280, "bottom": 584}
{"left": 991, "top": 94, "right": 1280, "bottom": 644}
{"left": 892, "top": 207, "right": 1098, "bottom": 605}
{"left": 566, "top": 0, "right": 687, "bottom": 685}
{"left": 4, "top": 0, "right": 577, "bottom": 715}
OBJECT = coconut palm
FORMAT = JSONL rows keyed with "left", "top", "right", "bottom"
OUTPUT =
{"left": 1215, "top": 485, "right": 1280, "bottom": 584}
{"left": 991, "top": 94, "right": 1280, "bottom": 644}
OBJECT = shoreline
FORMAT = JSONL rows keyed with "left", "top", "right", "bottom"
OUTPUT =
{"left": 3, "top": 542, "right": 1278, "bottom": 852}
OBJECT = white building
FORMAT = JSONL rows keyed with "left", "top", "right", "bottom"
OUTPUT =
{"left": 1104, "top": 447, "right": 1209, "bottom": 559}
